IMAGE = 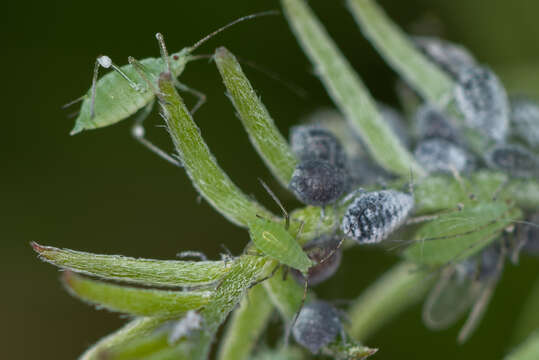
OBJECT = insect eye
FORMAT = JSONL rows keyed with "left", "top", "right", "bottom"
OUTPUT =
{"left": 173, "top": 55, "right": 179, "bottom": 60}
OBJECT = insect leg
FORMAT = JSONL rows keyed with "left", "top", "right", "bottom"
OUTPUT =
{"left": 174, "top": 81, "right": 207, "bottom": 114}
{"left": 130, "top": 100, "right": 183, "bottom": 167}
{"left": 248, "top": 263, "right": 281, "bottom": 289}
{"left": 285, "top": 278, "right": 309, "bottom": 347}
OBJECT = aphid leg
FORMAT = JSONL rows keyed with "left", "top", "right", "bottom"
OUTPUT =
{"left": 128, "top": 57, "right": 159, "bottom": 96}
{"left": 176, "top": 250, "right": 208, "bottom": 261}
{"left": 339, "top": 187, "right": 366, "bottom": 206}
{"left": 131, "top": 100, "right": 183, "bottom": 167}
{"left": 89, "top": 55, "right": 142, "bottom": 118}
{"left": 174, "top": 81, "right": 207, "bottom": 115}
{"left": 457, "top": 246, "right": 506, "bottom": 343}
{"left": 248, "top": 264, "right": 281, "bottom": 289}
{"left": 318, "top": 237, "right": 345, "bottom": 265}
{"left": 61, "top": 95, "right": 86, "bottom": 109}
{"left": 155, "top": 33, "right": 173, "bottom": 75}
{"left": 259, "top": 179, "right": 290, "bottom": 229}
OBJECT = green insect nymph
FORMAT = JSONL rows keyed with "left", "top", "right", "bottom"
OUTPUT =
{"left": 249, "top": 216, "right": 314, "bottom": 274}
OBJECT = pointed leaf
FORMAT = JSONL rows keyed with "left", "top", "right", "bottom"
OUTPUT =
{"left": 63, "top": 272, "right": 211, "bottom": 317}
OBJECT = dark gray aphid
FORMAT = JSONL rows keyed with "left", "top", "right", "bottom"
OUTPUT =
{"left": 289, "top": 125, "right": 347, "bottom": 169}
{"left": 413, "top": 36, "right": 476, "bottom": 78}
{"left": 454, "top": 65, "right": 509, "bottom": 141}
{"left": 414, "top": 138, "right": 475, "bottom": 174}
{"left": 415, "top": 104, "right": 460, "bottom": 143}
{"left": 510, "top": 96, "right": 539, "bottom": 149}
{"left": 485, "top": 143, "right": 539, "bottom": 178}
{"left": 292, "top": 300, "right": 342, "bottom": 354}
{"left": 289, "top": 160, "right": 347, "bottom": 206}
{"left": 378, "top": 103, "right": 411, "bottom": 148}
{"left": 290, "top": 235, "right": 342, "bottom": 286}
{"left": 341, "top": 190, "right": 414, "bottom": 244}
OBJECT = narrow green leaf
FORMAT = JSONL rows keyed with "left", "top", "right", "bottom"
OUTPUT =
{"left": 217, "top": 284, "right": 274, "bottom": 360}
{"left": 79, "top": 317, "right": 167, "bottom": 360}
{"left": 32, "top": 243, "right": 229, "bottom": 287}
{"left": 348, "top": 262, "right": 434, "bottom": 341}
{"left": 346, "top": 0, "right": 454, "bottom": 105}
{"left": 251, "top": 347, "right": 305, "bottom": 360}
{"left": 63, "top": 272, "right": 211, "bottom": 317}
{"left": 188, "top": 255, "right": 275, "bottom": 360}
{"left": 281, "top": 0, "right": 424, "bottom": 177}
{"left": 157, "top": 72, "right": 273, "bottom": 227}
{"left": 506, "top": 331, "right": 539, "bottom": 360}
{"left": 215, "top": 47, "right": 298, "bottom": 187}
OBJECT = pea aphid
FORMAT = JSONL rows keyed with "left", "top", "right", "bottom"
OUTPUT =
{"left": 423, "top": 243, "right": 506, "bottom": 343}
{"left": 454, "top": 65, "right": 509, "bottom": 141}
{"left": 68, "top": 12, "right": 275, "bottom": 136}
{"left": 414, "top": 138, "right": 475, "bottom": 175}
{"left": 248, "top": 180, "right": 314, "bottom": 275}
{"left": 484, "top": 143, "right": 539, "bottom": 178}
{"left": 510, "top": 96, "right": 539, "bottom": 149}
{"left": 291, "top": 300, "right": 342, "bottom": 354}
{"left": 341, "top": 189, "right": 414, "bottom": 244}
{"left": 290, "top": 234, "right": 343, "bottom": 286}
{"left": 413, "top": 36, "right": 476, "bottom": 78}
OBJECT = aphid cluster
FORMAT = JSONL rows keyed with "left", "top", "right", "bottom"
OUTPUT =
{"left": 413, "top": 36, "right": 476, "bottom": 78}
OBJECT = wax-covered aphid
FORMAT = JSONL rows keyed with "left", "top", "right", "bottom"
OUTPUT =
{"left": 248, "top": 181, "right": 314, "bottom": 274}
{"left": 454, "top": 65, "right": 509, "bottom": 141}
{"left": 69, "top": 12, "right": 274, "bottom": 135}
{"left": 414, "top": 138, "right": 475, "bottom": 175}
{"left": 341, "top": 190, "right": 414, "bottom": 244}
{"left": 289, "top": 125, "right": 347, "bottom": 169}
{"left": 289, "top": 160, "right": 347, "bottom": 206}
{"left": 415, "top": 104, "right": 460, "bottom": 143}
{"left": 485, "top": 143, "right": 539, "bottom": 178}
{"left": 168, "top": 310, "right": 203, "bottom": 343}
{"left": 423, "top": 243, "right": 505, "bottom": 343}
{"left": 292, "top": 300, "right": 342, "bottom": 354}
{"left": 290, "top": 234, "right": 342, "bottom": 286}
{"left": 413, "top": 36, "right": 476, "bottom": 78}
{"left": 510, "top": 96, "right": 539, "bottom": 149}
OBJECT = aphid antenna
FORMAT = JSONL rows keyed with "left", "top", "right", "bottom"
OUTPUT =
{"left": 258, "top": 178, "right": 290, "bottom": 229}
{"left": 188, "top": 11, "right": 279, "bottom": 53}
{"left": 317, "top": 237, "right": 345, "bottom": 265}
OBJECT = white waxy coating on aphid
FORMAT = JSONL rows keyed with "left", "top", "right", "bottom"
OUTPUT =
{"left": 415, "top": 104, "right": 460, "bottom": 143}
{"left": 97, "top": 56, "right": 112, "bottom": 68}
{"left": 510, "top": 97, "right": 539, "bottom": 149}
{"left": 413, "top": 36, "right": 476, "bottom": 78}
{"left": 454, "top": 65, "right": 509, "bottom": 141}
{"left": 341, "top": 190, "right": 414, "bottom": 244}
{"left": 289, "top": 124, "right": 347, "bottom": 169}
{"left": 485, "top": 143, "right": 539, "bottom": 178}
{"left": 414, "top": 138, "right": 474, "bottom": 174}
{"left": 292, "top": 300, "right": 342, "bottom": 354}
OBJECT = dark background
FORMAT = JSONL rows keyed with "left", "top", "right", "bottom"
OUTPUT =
{"left": 3, "top": 0, "right": 539, "bottom": 359}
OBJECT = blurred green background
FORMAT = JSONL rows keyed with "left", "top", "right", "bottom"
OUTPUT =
{"left": 3, "top": 0, "right": 539, "bottom": 359}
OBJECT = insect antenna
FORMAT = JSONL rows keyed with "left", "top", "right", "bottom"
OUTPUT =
{"left": 189, "top": 11, "right": 279, "bottom": 52}
{"left": 258, "top": 178, "right": 289, "bottom": 229}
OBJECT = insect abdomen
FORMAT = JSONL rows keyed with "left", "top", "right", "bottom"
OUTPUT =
{"left": 341, "top": 190, "right": 414, "bottom": 244}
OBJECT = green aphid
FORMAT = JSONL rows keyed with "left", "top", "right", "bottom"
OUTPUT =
{"left": 248, "top": 181, "right": 314, "bottom": 275}
{"left": 68, "top": 12, "right": 275, "bottom": 136}
{"left": 403, "top": 201, "right": 522, "bottom": 267}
